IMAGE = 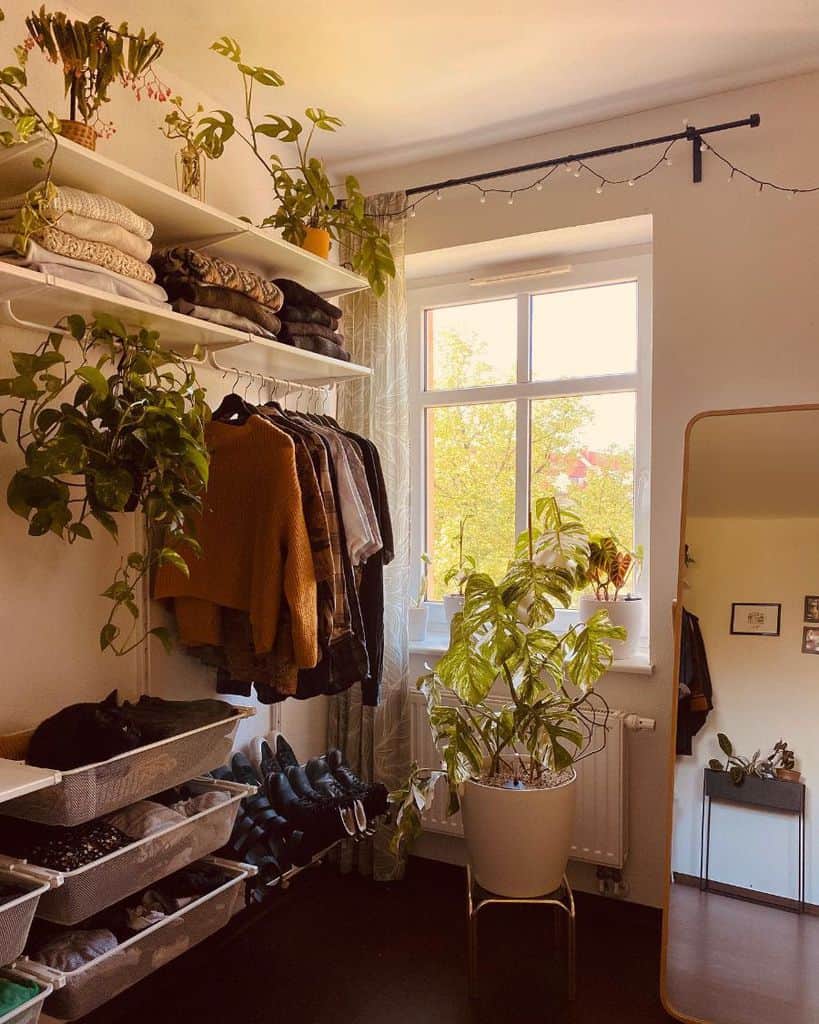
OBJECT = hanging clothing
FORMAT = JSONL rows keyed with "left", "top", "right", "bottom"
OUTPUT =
{"left": 676, "top": 608, "right": 714, "bottom": 755}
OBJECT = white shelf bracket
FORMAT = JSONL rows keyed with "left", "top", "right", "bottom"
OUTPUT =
{"left": 0, "top": 297, "right": 66, "bottom": 337}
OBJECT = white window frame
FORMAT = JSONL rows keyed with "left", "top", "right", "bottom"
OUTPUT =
{"left": 407, "top": 253, "right": 652, "bottom": 650}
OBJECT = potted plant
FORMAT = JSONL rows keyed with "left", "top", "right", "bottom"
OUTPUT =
{"left": 771, "top": 740, "right": 800, "bottom": 783}
{"left": 442, "top": 514, "right": 475, "bottom": 623}
{"left": 390, "top": 497, "right": 626, "bottom": 898}
{"left": 23, "top": 8, "right": 168, "bottom": 148}
{"left": 161, "top": 95, "right": 215, "bottom": 201}
{"left": 193, "top": 37, "right": 396, "bottom": 295}
{"left": 408, "top": 552, "right": 432, "bottom": 642}
{"left": 0, "top": 312, "right": 210, "bottom": 656}
{"left": 708, "top": 733, "right": 776, "bottom": 785}
{"left": 577, "top": 533, "right": 644, "bottom": 658}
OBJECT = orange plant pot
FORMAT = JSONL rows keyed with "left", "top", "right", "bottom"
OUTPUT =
{"left": 301, "top": 227, "right": 331, "bottom": 260}
{"left": 59, "top": 119, "right": 97, "bottom": 150}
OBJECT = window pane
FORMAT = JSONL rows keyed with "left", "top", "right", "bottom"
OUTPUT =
{"left": 530, "top": 392, "right": 636, "bottom": 555}
{"left": 531, "top": 282, "right": 637, "bottom": 381}
{"left": 426, "top": 298, "right": 517, "bottom": 390}
{"left": 426, "top": 401, "right": 516, "bottom": 599}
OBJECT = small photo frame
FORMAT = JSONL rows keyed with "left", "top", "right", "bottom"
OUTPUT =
{"left": 805, "top": 596, "right": 819, "bottom": 623}
{"left": 802, "top": 627, "right": 819, "bottom": 655}
{"left": 730, "top": 602, "right": 781, "bottom": 637}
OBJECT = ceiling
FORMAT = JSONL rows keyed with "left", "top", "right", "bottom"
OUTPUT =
{"left": 686, "top": 410, "right": 819, "bottom": 518}
{"left": 108, "top": 0, "right": 819, "bottom": 172}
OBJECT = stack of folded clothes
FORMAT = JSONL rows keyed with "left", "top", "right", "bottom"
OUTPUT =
{"left": 273, "top": 278, "right": 350, "bottom": 362}
{"left": 0, "top": 185, "right": 168, "bottom": 308}
{"left": 151, "top": 246, "right": 284, "bottom": 341}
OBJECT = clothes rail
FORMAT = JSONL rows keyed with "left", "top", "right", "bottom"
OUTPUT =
{"left": 196, "top": 348, "right": 348, "bottom": 403}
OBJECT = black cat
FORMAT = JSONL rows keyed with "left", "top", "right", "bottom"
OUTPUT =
{"left": 26, "top": 690, "right": 144, "bottom": 771}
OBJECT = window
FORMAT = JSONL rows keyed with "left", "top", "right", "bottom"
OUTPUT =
{"left": 409, "top": 255, "right": 651, "bottom": 639}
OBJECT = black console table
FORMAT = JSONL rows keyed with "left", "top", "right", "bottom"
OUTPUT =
{"left": 700, "top": 767, "right": 806, "bottom": 912}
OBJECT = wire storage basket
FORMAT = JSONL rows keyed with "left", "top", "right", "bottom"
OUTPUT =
{"left": 22, "top": 859, "right": 251, "bottom": 1021}
{"left": 24, "top": 779, "right": 252, "bottom": 926}
{"left": 0, "top": 871, "right": 50, "bottom": 968}
{"left": 0, "top": 969, "right": 51, "bottom": 1024}
{"left": 0, "top": 709, "right": 252, "bottom": 827}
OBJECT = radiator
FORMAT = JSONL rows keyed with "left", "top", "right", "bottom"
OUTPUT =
{"left": 408, "top": 690, "right": 629, "bottom": 869}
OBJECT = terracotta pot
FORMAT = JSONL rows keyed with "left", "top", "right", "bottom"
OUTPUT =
{"left": 579, "top": 594, "right": 644, "bottom": 659}
{"left": 301, "top": 227, "right": 331, "bottom": 260}
{"left": 776, "top": 767, "right": 801, "bottom": 783}
{"left": 461, "top": 768, "right": 577, "bottom": 897}
{"left": 59, "top": 119, "right": 97, "bottom": 151}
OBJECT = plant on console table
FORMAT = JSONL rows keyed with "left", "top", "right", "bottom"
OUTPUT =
{"left": 194, "top": 36, "right": 396, "bottom": 295}
{"left": 0, "top": 313, "right": 210, "bottom": 656}
{"left": 390, "top": 497, "right": 626, "bottom": 898}
{"left": 576, "top": 532, "right": 644, "bottom": 660}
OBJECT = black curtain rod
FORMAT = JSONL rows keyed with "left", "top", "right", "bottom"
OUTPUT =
{"left": 405, "top": 113, "right": 761, "bottom": 195}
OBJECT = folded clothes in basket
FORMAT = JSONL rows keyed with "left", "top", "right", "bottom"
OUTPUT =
{"left": 33, "top": 928, "right": 119, "bottom": 971}
{"left": 0, "top": 975, "right": 39, "bottom": 1012}
{"left": 103, "top": 800, "right": 188, "bottom": 839}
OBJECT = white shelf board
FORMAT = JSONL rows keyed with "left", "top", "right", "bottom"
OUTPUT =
{"left": 0, "top": 263, "right": 372, "bottom": 382}
{"left": 0, "top": 136, "right": 369, "bottom": 297}
{"left": 0, "top": 759, "right": 60, "bottom": 804}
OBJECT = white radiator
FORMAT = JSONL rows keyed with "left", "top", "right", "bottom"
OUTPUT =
{"left": 408, "top": 689, "right": 629, "bottom": 869}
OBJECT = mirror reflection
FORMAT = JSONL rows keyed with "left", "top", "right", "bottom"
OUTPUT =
{"left": 665, "top": 408, "right": 819, "bottom": 1024}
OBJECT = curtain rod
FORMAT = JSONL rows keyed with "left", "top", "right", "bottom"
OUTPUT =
{"left": 405, "top": 114, "right": 761, "bottom": 196}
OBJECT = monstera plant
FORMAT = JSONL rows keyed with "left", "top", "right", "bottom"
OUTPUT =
{"left": 0, "top": 313, "right": 210, "bottom": 656}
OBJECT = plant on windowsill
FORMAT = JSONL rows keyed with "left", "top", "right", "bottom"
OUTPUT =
{"left": 576, "top": 532, "right": 644, "bottom": 659}
{"left": 193, "top": 36, "right": 396, "bottom": 295}
{"left": 408, "top": 552, "right": 431, "bottom": 643}
{"left": 0, "top": 312, "right": 210, "bottom": 656}
{"left": 23, "top": 7, "right": 169, "bottom": 148}
{"left": 390, "top": 497, "right": 626, "bottom": 898}
{"left": 442, "top": 513, "right": 475, "bottom": 624}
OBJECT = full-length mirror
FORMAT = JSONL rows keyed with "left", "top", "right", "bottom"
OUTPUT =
{"left": 664, "top": 406, "right": 819, "bottom": 1023}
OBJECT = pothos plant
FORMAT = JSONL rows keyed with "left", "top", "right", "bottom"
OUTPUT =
{"left": 390, "top": 497, "right": 626, "bottom": 858}
{"left": 193, "top": 36, "right": 396, "bottom": 295}
{"left": 0, "top": 313, "right": 210, "bottom": 656}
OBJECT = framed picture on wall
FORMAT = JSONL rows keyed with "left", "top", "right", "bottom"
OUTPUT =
{"left": 802, "top": 627, "right": 819, "bottom": 655}
{"left": 804, "top": 596, "right": 819, "bottom": 623}
{"left": 730, "top": 602, "right": 781, "bottom": 637}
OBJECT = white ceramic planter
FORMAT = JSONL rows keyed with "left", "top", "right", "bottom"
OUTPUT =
{"left": 460, "top": 770, "right": 577, "bottom": 898}
{"left": 579, "top": 595, "right": 643, "bottom": 659}
{"left": 443, "top": 594, "right": 465, "bottom": 623}
{"left": 408, "top": 605, "right": 429, "bottom": 642}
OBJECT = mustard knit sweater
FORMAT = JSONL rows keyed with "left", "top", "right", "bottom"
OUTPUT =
{"left": 153, "top": 416, "right": 318, "bottom": 666}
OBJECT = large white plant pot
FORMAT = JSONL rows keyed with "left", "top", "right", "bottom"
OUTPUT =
{"left": 408, "top": 605, "right": 429, "bottom": 642}
{"left": 579, "top": 595, "right": 643, "bottom": 659}
{"left": 460, "top": 771, "right": 577, "bottom": 898}
{"left": 443, "top": 594, "right": 465, "bottom": 623}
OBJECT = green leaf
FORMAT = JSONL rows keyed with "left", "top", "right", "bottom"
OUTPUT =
{"left": 66, "top": 314, "right": 86, "bottom": 340}
{"left": 75, "top": 366, "right": 108, "bottom": 397}
{"left": 92, "top": 312, "right": 127, "bottom": 338}
{"left": 69, "top": 521, "right": 92, "bottom": 540}
{"left": 211, "top": 35, "right": 242, "bottom": 62}
{"left": 157, "top": 547, "right": 190, "bottom": 577}
{"left": 708, "top": 759, "right": 724, "bottom": 771}
{"left": 435, "top": 628, "right": 496, "bottom": 704}
{"left": 717, "top": 733, "right": 733, "bottom": 757}
{"left": 91, "top": 467, "right": 134, "bottom": 511}
{"left": 237, "top": 63, "right": 283, "bottom": 87}
{"left": 255, "top": 115, "right": 302, "bottom": 142}
{"left": 99, "top": 622, "right": 119, "bottom": 651}
{"left": 150, "top": 626, "right": 173, "bottom": 653}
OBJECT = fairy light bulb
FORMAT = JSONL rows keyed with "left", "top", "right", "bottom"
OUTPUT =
{"left": 789, "top": 190, "right": 797, "bottom": 200}
{"left": 409, "top": 207, "right": 416, "bottom": 218}
{"left": 535, "top": 181, "right": 543, "bottom": 191}
{"left": 758, "top": 182, "right": 764, "bottom": 194}
{"left": 564, "top": 162, "right": 573, "bottom": 173}
{"left": 728, "top": 168, "right": 735, "bottom": 182}
{"left": 479, "top": 193, "right": 487, "bottom": 204}
{"left": 664, "top": 155, "right": 673, "bottom": 167}
{"left": 435, "top": 190, "right": 443, "bottom": 201}
{"left": 507, "top": 193, "right": 515, "bottom": 205}
{"left": 573, "top": 165, "right": 582, "bottom": 177}
{"left": 628, "top": 178, "right": 635, "bottom": 187}
{"left": 595, "top": 181, "right": 605, "bottom": 195}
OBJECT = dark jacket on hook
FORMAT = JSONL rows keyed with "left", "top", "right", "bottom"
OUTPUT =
{"left": 676, "top": 608, "right": 713, "bottom": 755}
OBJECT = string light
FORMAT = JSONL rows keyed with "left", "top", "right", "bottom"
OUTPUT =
{"left": 507, "top": 193, "right": 515, "bottom": 205}
{"left": 627, "top": 178, "right": 635, "bottom": 187}
{"left": 573, "top": 165, "right": 582, "bottom": 177}
{"left": 435, "top": 190, "right": 442, "bottom": 201}
{"left": 535, "top": 181, "right": 543, "bottom": 191}
{"left": 664, "top": 155, "right": 673, "bottom": 166}
{"left": 409, "top": 206, "right": 416, "bottom": 218}
{"left": 479, "top": 193, "right": 487, "bottom": 204}
{"left": 595, "top": 181, "right": 605, "bottom": 195}
{"left": 564, "top": 162, "right": 573, "bottom": 173}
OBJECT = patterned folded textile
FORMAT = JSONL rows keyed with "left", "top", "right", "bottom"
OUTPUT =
{"left": 164, "top": 279, "right": 282, "bottom": 334}
{"left": 273, "top": 278, "right": 342, "bottom": 319}
{"left": 278, "top": 320, "right": 345, "bottom": 345}
{"left": 0, "top": 209, "right": 151, "bottom": 262}
{"left": 173, "top": 299, "right": 279, "bottom": 341}
{"left": 152, "top": 247, "right": 284, "bottom": 310}
{"left": 32, "top": 259, "right": 169, "bottom": 307}
{"left": 280, "top": 331, "right": 351, "bottom": 362}
{"left": 278, "top": 304, "right": 339, "bottom": 330}
{"left": 0, "top": 226, "right": 155, "bottom": 283}
{"left": 0, "top": 184, "right": 154, "bottom": 239}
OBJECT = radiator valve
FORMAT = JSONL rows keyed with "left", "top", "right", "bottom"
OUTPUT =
{"left": 596, "top": 866, "right": 629, "bottom": 898}
{"left": 623, "top": 713, "right": 656, "bottom": 732}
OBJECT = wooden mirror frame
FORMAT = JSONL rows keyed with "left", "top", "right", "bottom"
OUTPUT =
{"left": 659, "top": 402, "right": 819, "bottom": 1023}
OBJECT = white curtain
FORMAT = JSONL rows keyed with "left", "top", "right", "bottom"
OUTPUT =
{"left": 328, "top": 191, "right": 410, "bottom": 880}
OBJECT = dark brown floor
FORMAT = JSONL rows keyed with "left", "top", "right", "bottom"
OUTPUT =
{"left": 80, "top": 857, "right": 673, "bottom": 1024}
{"left": 666, "top": 883, "right": 819, "bottom": 1024}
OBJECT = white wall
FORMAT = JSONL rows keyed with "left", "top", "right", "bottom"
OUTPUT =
{"left": 359, "top": 70, "right": 819, "bottom": 907}
{"left": 0, "top": 0, "right": 327, "bottom": 760}
{"left": 673, "top": 515, "right": 818, "bottom": 902}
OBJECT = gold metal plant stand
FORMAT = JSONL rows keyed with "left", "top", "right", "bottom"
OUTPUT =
{"left": 466, "top": 864, "right": 576, "bottom": 1001}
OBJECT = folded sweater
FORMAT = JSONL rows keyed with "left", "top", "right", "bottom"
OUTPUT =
{"left": 0, "top": 226, "right": 155, "bottom": 283}
{"left": 165, "top": 280, "right": 282, "bottom": 334}
{"left": 0, "top": 208, "right": 151, "bottom": 262}
{"left": 0, "top": 184, "right": 154, "bottom": 239}
{"left": 274, "top": 278, "right": 342, "bottom": 319}
{"left": 152, "top": 247, "right": 283, "bottom": 310}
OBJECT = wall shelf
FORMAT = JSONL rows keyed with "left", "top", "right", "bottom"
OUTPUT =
{"left": 0, "top": 759, "right": 60, "bottom": 804}
{"left": 0, "top": 263, "right": 371, "bottom": 383}
{"left": 0, "top": 136, "right": 369, "bottom": 297}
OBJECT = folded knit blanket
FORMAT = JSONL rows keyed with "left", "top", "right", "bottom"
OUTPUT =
{"left": 153, "top": 247, "right": 283, "bottom": 310}
{"left": 278, "top": 320, "right": 345, "bottom": 346}
{"left": 278, "top": 304, "right": 339, "bottom": 330}
{"left": 32, "top": 258, "right": 169, "bottom": 307}
{"left": 0, "top": 209, "right": 151, "bottom": 262}
{"left": 0, "top": 184, "right": 154, "bottom": 240}
{"left": 173, "top": 299, "right": 279, "bottom": 341}
{"left": 163, "top": 279, "right": 282, "bottom": 335}
{"left": 0, "top": 226, "right": 155, "bottom": 283}
{"left": 273, "top": 278, "right": 342, "bottom": 319}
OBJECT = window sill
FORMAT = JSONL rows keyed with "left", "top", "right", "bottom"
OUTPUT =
{"left": 408, "top": 637, "right": 654, "bottom": 676}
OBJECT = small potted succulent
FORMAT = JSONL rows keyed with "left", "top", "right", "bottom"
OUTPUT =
{"left": 442, "top": 514, "right": 475, "bottom": 624}
{"left": 408, "top": 552, "right": 431, "bottom": 642}
{"left": 771, "top": 740, "right": 800, "bottom": 783}
{"left": 577, "top": 533, "right": 643, "bottom": 658}
{"left": 23, "top": 8, "right": 168, "bottom": 148}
